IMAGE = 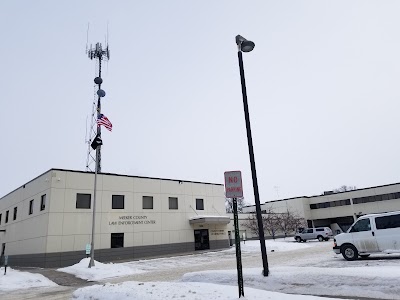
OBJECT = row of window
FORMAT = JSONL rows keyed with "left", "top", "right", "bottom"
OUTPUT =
{"left": 309, "top": 191, "right": 400, "bottom": 210}
{"left": 0, "top": 195, "right": 46, "bottom": 225}
{"left": 310, "top": 199, "right": 351, "bottom": 210}
{"left": 352, "top": 192, "right": 400, "bottom": 204}
{"left": 76, "top": 193, "right": 204, "bottom": 210}
{"left": 0, "top": 193, "right": 205, "bottom": 225}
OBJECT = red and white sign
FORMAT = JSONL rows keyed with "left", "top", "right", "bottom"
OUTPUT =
{"left": 224, "top": 171, "right": 243, "bottom": 198}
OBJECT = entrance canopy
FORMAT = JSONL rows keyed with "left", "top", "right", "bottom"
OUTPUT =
{"left": 189, "top": 215, "right": 230, "bottom": 225}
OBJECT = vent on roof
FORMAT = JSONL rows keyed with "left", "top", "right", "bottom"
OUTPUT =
{"left": 323, "top": 191, "right": 334, "bottom": 195}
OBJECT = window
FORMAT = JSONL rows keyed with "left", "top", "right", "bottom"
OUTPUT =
{"left": 143, "top": 196, "right": 153, "bottom": 209}
{"left": 112, "top": 195, "right": 124, "bottom": 209}
{"left": 13, "top": 207, "right": 17, "bottom": 221}
{"left": 76, "top": 193, "right": 91, "bottom": 209}
{"left": 196, "top": 198, "right": 204, "bottom": 210}
{"left": 169, "top": 197, "right": 178, "bottom": 209}
{"left": 5, "top": 211, "right": 9, "bottom": 223}
{"left": 310, "top": 204, "right": 317, "bottom": 210}
{"left": 338, "top": 199, "right": 349, "bottom": 206}
{"left": 350, "top": 219, "right": 371, "bottom": 232}
{"left": 29, "top": 200, "right": 34, "bottom": 215}
{"left": 40, "top": 194, "right": 46, "bottom": 211}
{"left": 111, "top": 233, "right": 124, "bottom": 248}
{"left": 376, "top": 214, "right": 400, "bottom": 230}
{"left": 0, "top": 213, "right": 2, "bottom": 225}
{"left": 315, "top": 228, "right": 324, "bottom": 232}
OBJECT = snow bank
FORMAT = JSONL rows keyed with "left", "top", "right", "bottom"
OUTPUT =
{"left": 0, "top": 267, "right": 57, "bottom": 291}
{"left": 72, "top": 280, "right": 343, "bottom": 300}
{"left": 182, "top": 266, "right": 400, "bottom": 300}
{"left": 58, "top": 258, "right": 145, "bottom": 281}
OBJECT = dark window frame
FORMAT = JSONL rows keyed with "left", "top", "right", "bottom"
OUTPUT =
{"left": 0, "top": 213, "right": 2, "bottom": 225}
{"left": 196, "top": 198, "right": 204, "bottom": 210}
{"left": 40, "top": 194, "right": 46, "bottom": 211}
{"left": 5, "top": 210, "right": 9, "bottom": 223}
{"left": 169, "top": 197, "right": 178, "bottom": 209}
{"left": 13, "top": 207, "right": 17, "bottom": 221}
{"left": 143, "top": 196, "right": 153, "bottom": 209}
{"left": 29, "top": 199, "right": 34, "bottom": 215}
{"left": 112, "top": 195, "right": 125, "bottom": 209}
{"left": 76, "top": 193, "right": 91, "bottom": 209}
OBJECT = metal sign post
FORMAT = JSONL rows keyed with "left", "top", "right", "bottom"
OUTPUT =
{"left": 233, "top": 197, "right": 244, "bottom": 297}
{"left": 225, "top": 171, "right": 244, "bottom": 297}
{"left": 4, "top": 256, "right": 8, "bottom": 275}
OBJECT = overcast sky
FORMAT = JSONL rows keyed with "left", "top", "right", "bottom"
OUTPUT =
{"left": 1, "top": 1, "right": 400, "bottom": 204}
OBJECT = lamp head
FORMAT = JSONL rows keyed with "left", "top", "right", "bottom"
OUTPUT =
{"left": 236, "top": 35, "right": 255, "bottom": 52}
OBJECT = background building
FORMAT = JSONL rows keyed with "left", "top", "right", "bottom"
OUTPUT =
{"left": 0, "top": 169, "right": 229, "bottom": 267}
{"left": 230, "top": 183, "right": 400, "bottom": 239}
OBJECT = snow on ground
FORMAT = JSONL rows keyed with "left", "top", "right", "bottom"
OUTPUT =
{"left": 72, "top": 280, "right": 343, "bottom": 300}
{"left": 5, "top": 238, "right": 400, "bottom": 299}
{"left": 58, "top": 258, "right": 145, "bottom": 281}
{"left": 182, "top": 266, "right": 400, "bottom": 300}
{"left": 58, "top": 239, "right": 317, "bottom": 281}
{"left": 227, "top": 238, "right": 316, "bottom": 253}
{"left": 0, "top": 266, "right": 57, "bottom": 291}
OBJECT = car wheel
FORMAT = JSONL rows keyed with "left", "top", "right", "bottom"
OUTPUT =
{"left": 317, "top": 235, "right": 324, "bottom": 242}
{"left": 341, "top": 244, "right": 358, "bottom": 261}
{"left": 359, "top": 254, "right": 370, "bottom": 259}
{"left": 295, "top": 236, "right": 301, "bottom": 243}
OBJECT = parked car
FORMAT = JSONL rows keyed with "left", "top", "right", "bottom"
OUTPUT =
{"left": 333, "top": 210, "right": 400, "bottom": 261}
{"left": 294, "top": 227, "right": 333, "bottom": 242}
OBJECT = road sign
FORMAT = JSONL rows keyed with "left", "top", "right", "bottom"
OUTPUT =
{"left": 224, "top": 171, "right": 243, "bottom": 198}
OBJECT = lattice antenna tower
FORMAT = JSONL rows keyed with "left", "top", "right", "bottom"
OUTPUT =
{"left": 85, "top": 41, "right": 110, "bottom": 172}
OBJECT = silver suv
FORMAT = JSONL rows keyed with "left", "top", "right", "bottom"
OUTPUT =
{"left": 294, "top": 227, "right": 333, "bottom": 242}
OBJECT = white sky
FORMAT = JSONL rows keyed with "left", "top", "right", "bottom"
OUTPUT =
{"left": 1, "top": 1, "right": 400, "bottom": 204}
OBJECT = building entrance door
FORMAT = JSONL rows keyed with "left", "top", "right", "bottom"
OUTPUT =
{"left": 194, "top": 229, "right": 209, "bottom": 250}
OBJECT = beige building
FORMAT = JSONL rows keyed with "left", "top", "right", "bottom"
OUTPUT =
{"left": 0, "top": 169, "right": 230, "bottom": 267}
{"left": 234, "top": 183, "right": 400, "bottom": 239}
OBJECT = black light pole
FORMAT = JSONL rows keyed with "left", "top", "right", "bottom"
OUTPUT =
{"left": 236, "top": 35, "right": 269, "bottom": 276}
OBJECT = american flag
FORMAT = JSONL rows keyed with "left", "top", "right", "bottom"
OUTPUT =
{"left": 97, "top": 114, "right": 113, "bottom": 131}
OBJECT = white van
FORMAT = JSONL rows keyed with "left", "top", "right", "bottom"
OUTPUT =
{"left": 333, "top": 210, "right": 400, "bottom": 261}
{"left": 295, "top": 227, "right": 333, "bottom": 242}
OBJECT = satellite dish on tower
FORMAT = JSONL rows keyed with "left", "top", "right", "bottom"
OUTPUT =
{"left": 97, "top": 89, "right": 106, "bottom": 97}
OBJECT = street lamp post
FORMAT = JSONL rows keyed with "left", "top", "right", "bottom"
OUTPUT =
{"left": 235, "top": 35, "right": 269, "bottom": 276}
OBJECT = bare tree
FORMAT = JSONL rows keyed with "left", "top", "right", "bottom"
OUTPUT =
{"left": 280, "top": 210, "right": 306, "bottom": 236}
{"left": 242, "top": 209, "right": 306, "bottom": 239}
{"left": 262, "top": 207, "right": 281, "bottom": 240}
{"left": 225, "top": 197, "right": 248, "bottom": 213}
{"left": 242, "top": 214, "right": 266, "bottom": 237}
{"left": 333, "top": 185, "right": 356, "bottom": 193}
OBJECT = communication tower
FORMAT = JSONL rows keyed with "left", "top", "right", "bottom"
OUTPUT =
{"left": 85, "top": 42, "right": 110, "bottom": 172}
